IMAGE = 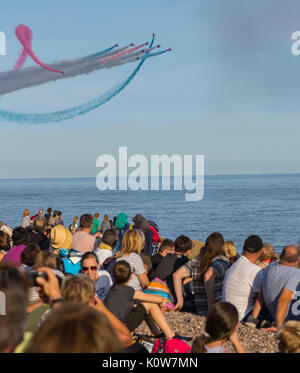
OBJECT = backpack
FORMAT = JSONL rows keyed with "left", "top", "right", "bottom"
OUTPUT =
{"left": 152, "top": 337, "right": 191, "bottom": 353}
{"left": 58, "top": 248, "right": 83, "bottom": 275}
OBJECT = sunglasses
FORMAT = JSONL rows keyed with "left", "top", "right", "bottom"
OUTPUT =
{"left": 82, "top": 266, "right": 98, "bottom": 272}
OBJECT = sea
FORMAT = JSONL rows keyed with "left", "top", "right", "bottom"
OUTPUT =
{"left": 0, "top": 173, "right": 300, "bottom": 254}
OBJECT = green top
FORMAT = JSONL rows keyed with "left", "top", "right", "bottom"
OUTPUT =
{"left": 26, "top": 304, "right": 50, "bottom": 334}
{"left": 90, "top": 217, "right": 100, "bottom": 235}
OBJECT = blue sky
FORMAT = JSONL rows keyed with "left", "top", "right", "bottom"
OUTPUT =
{"left": 1, "top": 0, "right": 300, "bottom": 178}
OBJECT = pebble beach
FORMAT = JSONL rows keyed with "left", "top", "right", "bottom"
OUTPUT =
{"left": 136, "top": 311, "right": 280, "bottom": 353}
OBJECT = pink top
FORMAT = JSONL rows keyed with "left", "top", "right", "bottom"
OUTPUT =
{"left": 2, "top": 245, "right": 27, "bottom": 267}
{"left": 71, "top": 231, "right": 96, "bottom": 253}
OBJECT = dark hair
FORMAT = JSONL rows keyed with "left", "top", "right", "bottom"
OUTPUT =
{"left": 159, "top": 239, "right": 175, "bottom": 254}
{"left": 79, "top": 214, "right": 93, "bottom": 229}
{"left": 191, "top": 301, "right": 239, "bottom": 353}
{"left": 20, "top": 243, "right": 41, "bottom": 267}
{"left": 47, "top": 208, "right": 52, "bottom": 213}
{"left": 195, "top": 232, "right": 225, "bottom": 284}
{"left": 229, "top": 254, "right": 240, "bottom": 267}
{"left": 56, "top": 211, "right": 62, "bottom": 217}
{"left": 102, "top": 229, "right": 118, "bottom": 249}
{"left": 113, "top": 261, "right": 132, "bottom": 284}
{"left": 81, "top": 251, "right": 99, "bottom": 268}
{"left": 12, "top": 227, "right": 28, "bottom": 246}
{"left": 280, "top": 246, "right": 300, "bottom": 263}
{"left": 174, "top": 235, "right": 192, "bottom": 254}
{"left": 0, "top": 231, "right": 11, "bottom": 252}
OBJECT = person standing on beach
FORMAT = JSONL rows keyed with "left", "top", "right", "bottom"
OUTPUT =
{"left": 44, "top": 208, "right": 52, "bottom": 223}
{"left": 222, "top": 235, "right": 264, "bottom": 321}
{"left": 90, "top": 213, "right": 101, "bottom": 235}
{"left": 101, "top": 215, "right": 111, "bottom": 235}
{"left": 22, "top": 209, "right": 32, "bottom": 228}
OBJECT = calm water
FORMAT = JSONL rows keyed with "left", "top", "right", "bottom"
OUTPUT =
{"left": 0, "top": 174, "right": 300, "bottom": 254}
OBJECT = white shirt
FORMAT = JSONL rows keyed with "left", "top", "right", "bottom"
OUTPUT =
{"left": 222, "top": 255, "right": 263, "bottom": 321}
{"left": 94, "top": 248, "right": 113, "bottom": 268}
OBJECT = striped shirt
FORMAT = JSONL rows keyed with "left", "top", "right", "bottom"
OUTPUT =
{"left": 184, "top": 255, "right": 230, "bottom": 315}
{"left": 116, "top": 253, "right": 146, "bottom": 291}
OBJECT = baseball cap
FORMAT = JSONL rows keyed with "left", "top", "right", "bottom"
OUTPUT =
{"left": 243, "top": 235, "right": 264, "bottom": 253}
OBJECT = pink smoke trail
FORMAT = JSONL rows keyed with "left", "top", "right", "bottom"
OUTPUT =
{"left": 14, "top": 25, "right": 64, "bottom": 74}
{"left": 98, "top": 42, "right": 149, "bottom": 63}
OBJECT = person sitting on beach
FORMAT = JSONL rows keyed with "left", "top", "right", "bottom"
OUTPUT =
{"left": 80, "top": 251, "right": 112, "bottom": 301}
{"left": 21, "top": 209, "right": 32, "bottom": 228}
{"left": 223, "top": 241, "right": 237, "bottom": 260}
{"left": 173, "top": 233, "right": 230, "bottom": 315}
{"left": 222, "top": 235, "right": 264, "bottom": 321}
{"left": 104, "top": 261, "right": 176, "bottom": 339}
{"left": 191, "top": 301, "right": 245, "bottom": 353}
{"left": 72, "top": 214, "right": 100, "bottom": 253}
{"left": 94, "top": 229, "right": 118, "bottom": 267}
{"left": 49, "top": 224, "right": 72, "bottom": 253}
{"left": 25, "top": 217, "right": 50, "bottom": 251}
{"left": 0, "top": 263, "right": 28, "bottom": 353}
{"left": 115, "top": 229, "right": 150, "bottom": 291}
{"left": 69, "top": 216, "right": 79, "bottom": 234}
{"left": 248, "top": 245, "right": 300, "bottom": 331}
{"left": 2, "top": 227, "right": 29, "bottom": 267}
{"left": 25, "top": 267, "right": 131, "bottom": 352}
{"left": 278, "top": 321, "right": 300, "bottom": 353}
{"left": 30, "top": 209, "right": 43, "bottom": 222}
{"left": 0, "top": 231, "right": 11, "bottom": 262}
{"left": 153, "top": 235, "right": 192, "bottom": 300}
{"left": 101, "top": 215, "right": 111, "bottom": 235}
{"left": 150, "top": 239, "right": 175, "bottom": 277}
{"left": 132, "top": 214, "right": 154, "bottom": 258}
{"left": 256, "top": 242, "right": 278, "bottom": 269}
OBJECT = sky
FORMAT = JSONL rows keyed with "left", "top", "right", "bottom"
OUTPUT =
{"left": 1, "top": 0, "right": 300, "bottom": 178}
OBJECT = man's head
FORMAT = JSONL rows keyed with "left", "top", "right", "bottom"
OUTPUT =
{"left": 242, "top": 235, "right": 264, "bottom": 261}
{"left": 279, "top": 246, "right": 300, "bottom": 267}
{"left": 174, "top": 235, "right": 192, "bottom": 255}
{"left": 113, "top": 261, "right": 132, "bottom": 284}
{"left": 94, "top": 213, "right": 99, "bottom": 219}
{"left": 38, "top": 209, "right": 43, "bottom": 216}
{"left": 102, "top": 229, "right": 118, "bottom": 250}
{"left": 159, "top": 239, "right": 175, "bottom": 256}
{"left": 20, "top": 243, "right": 41, "bottom": 267}
{"left": 79, "top": 214, "right": 93, "bottom": 232}
{"left": 81, "top": 252, "right": 99, "bottom": 282}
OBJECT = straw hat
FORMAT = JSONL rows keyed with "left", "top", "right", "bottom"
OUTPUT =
{"left": 50, "top": 224, "right": 72, "bottom": 249}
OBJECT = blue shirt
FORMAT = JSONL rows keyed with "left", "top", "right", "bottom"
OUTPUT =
{"left": 262, "top": 261, "right": 300, "bottom": 321}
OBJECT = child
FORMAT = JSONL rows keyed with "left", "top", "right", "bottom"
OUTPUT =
{"left": 278, "top": 321, "right": 300, "bottom": 353}
{"left": 191, "top": 301, "right": 245, "bottom": 353}
{"left": 104, "top": 261, "right": 176, "bottom": 339}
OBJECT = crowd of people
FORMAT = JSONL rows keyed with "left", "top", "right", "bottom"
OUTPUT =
{"left": 0, "top": 207, "right": 300, "bottom": 353}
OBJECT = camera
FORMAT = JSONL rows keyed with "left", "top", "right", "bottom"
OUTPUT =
{"left": 28, "top": 271, "right": 49, "bottom": 287}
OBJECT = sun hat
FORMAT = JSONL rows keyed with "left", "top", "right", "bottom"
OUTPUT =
{"left": 50, "top": 224, "right": 72, "bottom": 249}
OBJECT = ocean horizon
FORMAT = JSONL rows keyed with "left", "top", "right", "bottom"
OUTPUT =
{"left": 1, "top": 173, "right": 300, "bottom": 254}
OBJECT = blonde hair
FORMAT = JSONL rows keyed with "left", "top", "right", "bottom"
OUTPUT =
{"left": 115, "top": 229, "right": 143, "bottom": 258}
{"left": 32, "top": 251, "right": 57, "bottom": 270}
{"left": 23, "top": 209, "right": 29, "bottom": 217}
{"left": 62, "top": 275, "right": 95, "bottom": 304}
{"left": 279, "top": 321, "right": 300, "bottom": 353}
{"left": 26, "top": 303, "right": 122, "bottom": 353}
{"left": 223, "top": 241, "right": 236, "bottom": 258}
{"left": 72, "top": 216, "right": 79, "bottom": 224}
{"left": 259, "top": 242, "right": 276, "bottom": 261}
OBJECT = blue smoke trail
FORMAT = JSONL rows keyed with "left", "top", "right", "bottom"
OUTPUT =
{"left": 0, "top": 36, "right": 155, "bottom": 124}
